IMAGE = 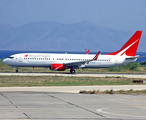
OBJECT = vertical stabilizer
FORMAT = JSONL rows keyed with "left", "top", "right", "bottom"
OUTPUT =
{"left": 107, "top": 31, "right": 142, "bottom": 56}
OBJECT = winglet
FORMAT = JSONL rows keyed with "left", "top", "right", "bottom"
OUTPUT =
{"left": 85, "top": 49, "right": 90, "bottom": 54}
{"left": 92, "top": 51, "right": 100, "bottom": 61}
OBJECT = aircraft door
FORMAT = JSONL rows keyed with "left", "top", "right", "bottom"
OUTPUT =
{"left": 115, "top": 59, "right": 118, "bottom": 65}
{"left": 19, "top": 57, "right": 23, "bottom": 62}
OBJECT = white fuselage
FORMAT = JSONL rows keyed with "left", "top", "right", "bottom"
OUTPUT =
{"left": 3, "top": 53, "right": 137, "bottom": 69}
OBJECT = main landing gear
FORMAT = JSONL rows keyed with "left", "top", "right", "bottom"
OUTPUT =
{"left": 70, "top": 69, "right": 76, "bottom": 74}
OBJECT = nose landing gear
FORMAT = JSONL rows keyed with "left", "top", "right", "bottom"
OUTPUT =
{"left": 11, "top": 66, "right": 19, "bottom": 73}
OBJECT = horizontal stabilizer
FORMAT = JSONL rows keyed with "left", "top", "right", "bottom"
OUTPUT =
{"left": 126, "top": 55, "right": 145, "bottom": 59}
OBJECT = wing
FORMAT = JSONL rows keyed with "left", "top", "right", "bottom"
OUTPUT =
{"left": 64, "top": 51, "right": 100, "bottom": 68}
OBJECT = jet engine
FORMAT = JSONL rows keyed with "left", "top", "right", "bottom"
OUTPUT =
{"left": 51, "top": 63, "right": 66, "bottom": 71}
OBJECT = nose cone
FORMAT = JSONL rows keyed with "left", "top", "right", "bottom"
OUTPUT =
{"left": 2, "top": 58, "right": 8, "bottom": 64}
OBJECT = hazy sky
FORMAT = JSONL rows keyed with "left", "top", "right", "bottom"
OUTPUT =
{"left": 0, "top": 0, "right": 146, "bottom": 34}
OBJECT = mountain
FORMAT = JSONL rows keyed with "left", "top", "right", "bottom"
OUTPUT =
{"left": 0, "top": 21, "right": 145, "bottom": 52}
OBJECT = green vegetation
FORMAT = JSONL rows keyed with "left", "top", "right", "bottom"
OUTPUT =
{"left": 0, "top": 59, "right": 6, "bottom": 67}
{"left": 108, "top": 62, "right": 141, "bottom": 72}
{"left": 80, "top": 89, "right": 146, "bottom": 94}
{"left": 0, "top": 76, "right": 145, "bottom": 87}
{"left": 140, "top": 61, "right": 146, "bottom": 67}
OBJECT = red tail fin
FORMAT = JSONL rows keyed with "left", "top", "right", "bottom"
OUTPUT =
{"left": 107, "top": 31, "right": 142, "bottom": 56}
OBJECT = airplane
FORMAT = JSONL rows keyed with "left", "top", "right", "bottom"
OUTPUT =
{"left": 2, "top": 30, "right": 142, "bottom": 73}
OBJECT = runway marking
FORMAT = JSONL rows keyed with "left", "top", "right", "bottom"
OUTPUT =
{"left": 96, "top": 107, "right": 146, "bottom": 118}
{"left": 135, "top": 105, "right": 146, "bottom": 110}
{"left": 133, "top": 99, "right": 146, "bottom": 103}
{"left": 0, "top": 93, "right": 31, "bottom": 119}
{"left": 46, "top": 93, "right": 106, "bottom": 118}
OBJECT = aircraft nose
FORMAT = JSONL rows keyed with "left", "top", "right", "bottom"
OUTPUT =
{"left": 2, "top": 58, "right": 8, "bottom": 64}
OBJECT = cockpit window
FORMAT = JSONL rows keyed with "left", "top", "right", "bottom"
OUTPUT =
{"left": 9, "top": 57, "right": 14, "bottom": 59}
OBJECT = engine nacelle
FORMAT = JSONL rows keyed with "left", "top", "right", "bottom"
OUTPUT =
{"left": 51, "top": 63, "right": 66, "bottom": 71}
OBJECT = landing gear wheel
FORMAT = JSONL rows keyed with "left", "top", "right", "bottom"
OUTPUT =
{"left": 70, "top": 69, "right": 75, "bottom": 74}
{"left": 16, "top": 69, "right": 18, "bottom": 73}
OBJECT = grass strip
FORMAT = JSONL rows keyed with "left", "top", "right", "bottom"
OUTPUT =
{"left": 0, "top": 76, "right": 145, "bottom": 87}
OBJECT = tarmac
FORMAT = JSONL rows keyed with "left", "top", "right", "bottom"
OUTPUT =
{"left": 0, "top": 72, "right": 146, "bottom": 119}
{"left": 0, "top": 91, "right": 146, "bottom": 120}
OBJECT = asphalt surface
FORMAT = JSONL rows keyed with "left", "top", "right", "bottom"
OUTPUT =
{"left": 0, "top": 91, "right": 146, "bottom": 120}
{"left": 1, "top": 72, "right": 146, "bottom": 78}
{"left": 0, "top": 72, "right": 146, "bottom": 119}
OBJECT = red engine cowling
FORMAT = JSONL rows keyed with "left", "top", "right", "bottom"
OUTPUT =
{"left": 51, "top": 63, "right": 66, "bottom": 71}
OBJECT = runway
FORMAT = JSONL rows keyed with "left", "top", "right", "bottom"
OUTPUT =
{"left": 1, "top": 72, "right": 146, "bottom": 78}
{"left": 0, "top": 91, "right": 146, "bottom": 120}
